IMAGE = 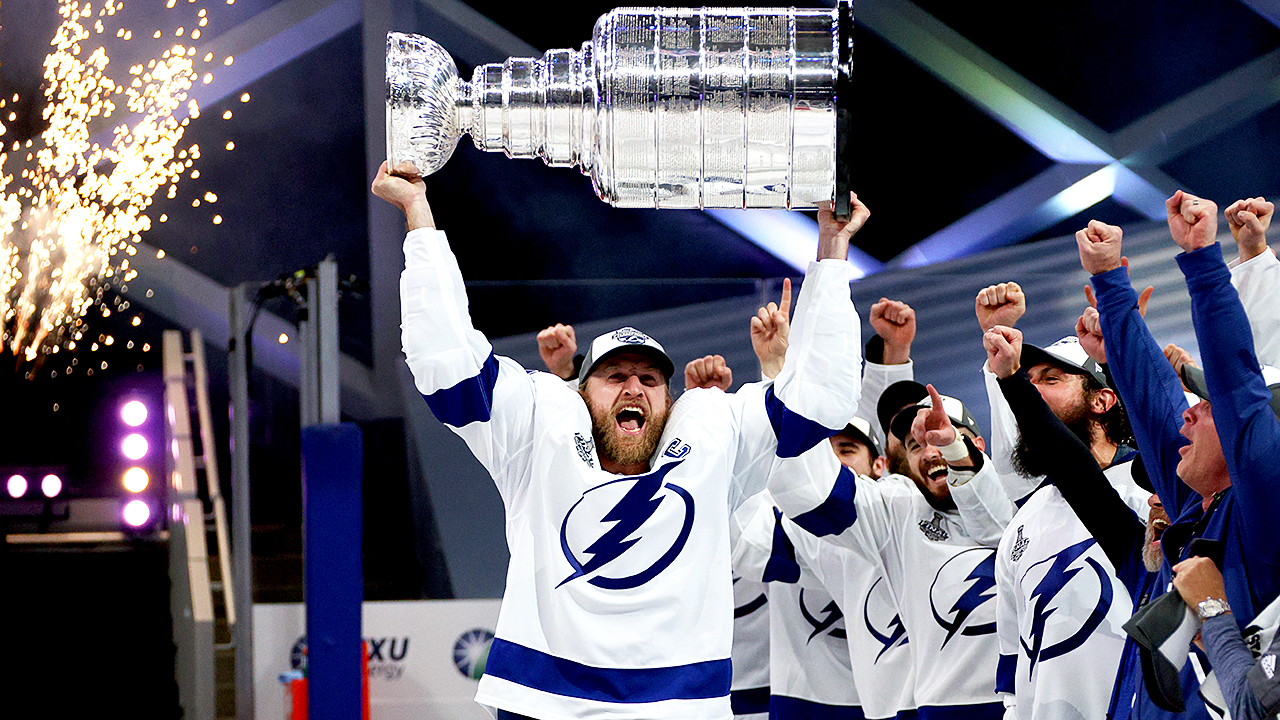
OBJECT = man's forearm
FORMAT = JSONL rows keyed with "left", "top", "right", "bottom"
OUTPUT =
{"left": 1092, "top": 267, "right": 1192, "bottom": 513}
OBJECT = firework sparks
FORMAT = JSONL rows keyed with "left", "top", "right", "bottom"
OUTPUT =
{"left": 0, "top": 0, "right": 228, "bottom": 364}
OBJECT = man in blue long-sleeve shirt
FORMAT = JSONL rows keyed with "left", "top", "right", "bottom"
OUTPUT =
{"left": 1077, "top": 191, "right": 1280, "bottom": 717}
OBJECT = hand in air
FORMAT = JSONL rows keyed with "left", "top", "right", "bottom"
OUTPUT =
{"left": 974, "top": 282, "right": 1026, "bottom": 332}
{"left": 982, "top": 325, "right": 1023, "bottom": 380}
{"left": 536, "top": 323, "right": 577, "bottom": 380}
{"left": 684, "top": 355, "right": 733, "bottom": 392}
{"left": 750, "top": 278, "right": 792, "bottom": 380}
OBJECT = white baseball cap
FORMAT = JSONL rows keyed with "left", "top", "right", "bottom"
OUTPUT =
{"left": 578, "top": 327, "right": 675, "bottom": 386}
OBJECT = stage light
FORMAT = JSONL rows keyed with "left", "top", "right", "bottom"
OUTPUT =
{"left": 41, "top": 474, "right": 63, "bottom": 498}
{"left": 123, "top": 500, "right": 151, "bottom": 528}
{"left": 122, "top": 433, "right": 149, "bottom": 460}
{"left": 120, "top": 400, "right": 148, "bottom": 427}
{"left": 123, "top": 467, "right": 150, "bottom": 493}
{"left": 7, "top": 474, "right": 27, "bottom": 498}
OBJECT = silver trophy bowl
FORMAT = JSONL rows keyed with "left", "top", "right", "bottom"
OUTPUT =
{"left": 387, "top": 2, "right": 854, "bottom": 213}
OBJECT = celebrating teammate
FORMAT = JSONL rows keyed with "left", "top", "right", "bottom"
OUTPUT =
{"left": 376, "top": 160, "right": 869, "bottom": 720}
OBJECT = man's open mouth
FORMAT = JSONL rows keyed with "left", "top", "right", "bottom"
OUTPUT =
{"left": 923, "top": 459, "right": 948, "bottom": 484}
{"left": 615, "top": 406, "right": 646, "bottom": 435}
{"left": 1150, "top": 516, "right": 1170, "bottom": 545}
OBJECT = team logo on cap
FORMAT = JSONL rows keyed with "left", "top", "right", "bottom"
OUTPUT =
{"left": 611, "top": 327, "right": 651, "bottom": 344}
{"left": 558, "top": 460, "right": 694, "bottom": 590}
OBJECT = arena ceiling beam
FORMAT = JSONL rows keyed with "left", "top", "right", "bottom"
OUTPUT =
{"left": 860, "top": 0, "right": 1280, "bottom": 267}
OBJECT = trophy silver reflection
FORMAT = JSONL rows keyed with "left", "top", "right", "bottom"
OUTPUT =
{"left": 386, "top": 2, "right": 854, "bottom": 213}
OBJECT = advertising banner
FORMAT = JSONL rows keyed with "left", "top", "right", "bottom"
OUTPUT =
{"left": 254, "top": 599, "right": 501, "bottom": 720}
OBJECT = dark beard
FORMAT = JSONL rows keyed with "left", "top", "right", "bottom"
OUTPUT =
{"left": 585, "top": 395, "right": 670, "bottom": 470}
{"left": 1010, "top": 405, "right": 1094, "bottom": 479}
{"left": 886, "top": 448, "right": 913, "bottom": 478}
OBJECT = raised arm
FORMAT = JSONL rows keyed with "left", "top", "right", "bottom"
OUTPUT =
{"left": 732, "top": 195, "right": 864, "bottom": 510}
{"left": 1079, "top": 219, "right": 1195, "bottom": 517}
{"left": 1170, "top": 192, "right": 1280, "bottom": 592}
{"left": 377, "top": 162, "right": 538, "bottom": 498}
{"left": 1225, "top": 196, "right": 1280, "bottom": 368}
{"left": 974, "top": 282, "right": 1040, "bottom": 505}
{"left": 536, "top": 324, "right": 578, "bottom": 380}
{"left": 858, "top": 298, "right": 917, "bottom": 439}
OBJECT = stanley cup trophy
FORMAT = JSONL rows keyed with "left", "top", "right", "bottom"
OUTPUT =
{"left": 386, "top": 2, "right": 854, "bottom": 214}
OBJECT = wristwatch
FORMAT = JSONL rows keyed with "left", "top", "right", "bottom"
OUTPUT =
{"left": 1197, "top": 597, "right": 1232, "bottom": 619}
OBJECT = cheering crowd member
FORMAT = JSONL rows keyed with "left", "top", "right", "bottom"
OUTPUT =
{"left": 377, "top": 160, "right": 870, "bottom": 720}
{"left": 1081, "top": 194, "right": 1280, "bottom": 718}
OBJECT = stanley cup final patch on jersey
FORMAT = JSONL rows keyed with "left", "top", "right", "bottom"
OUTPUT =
{"left": 574, "top": 432, "right": 595, "bottom": 468}
{"left": 918, "top": 512, "right": 950, "bottom": 542}
{"left": 1011, "top": 525, "right": 1030, "bottom": 562}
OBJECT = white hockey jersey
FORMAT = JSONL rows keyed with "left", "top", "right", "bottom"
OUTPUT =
{"left": 400, "top": 228, "right": 861, "bottom": 720}
{"left": 767, "top": 444, "right": 1013, "bottom": 718}
{"left": 1229, "top": 246, "right": 1280, "bottom": 369}
{"left": 995, "top": 481, "right": 1138, "bottom": 720}
{"left": 770, "top": 579, "right": 857, "bottom": 714}
{"left": 732, "top": 485, "right": 914, "bottom": 720}
{"left": 731, "top": 576, "right": 770, "bottom": 720}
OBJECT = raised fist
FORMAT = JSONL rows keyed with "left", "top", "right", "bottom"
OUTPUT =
{"left": 974, "top": 282, "right": 1026, "bottom": 332}
{"left": 536, "top": 323, "right": 577, "bottom": 380}
{"left": 685, "top": 355, "right": 733, "bottom": 392}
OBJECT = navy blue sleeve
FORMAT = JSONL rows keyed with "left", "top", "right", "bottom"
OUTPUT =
{"left": 1091, "top": 267, "right": 1196, "bottom": 518}
{"left": 1178, "top": 244, "right": 1280, "bottom": 587}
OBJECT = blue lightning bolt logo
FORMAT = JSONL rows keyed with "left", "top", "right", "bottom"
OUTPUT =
{"left": 1020, "top": 537, "right": 1112, "bottom": 679}
{"left": 799, "top": 588, "right": 846, "bottom": 642}
{"left": 863, "top": 577, "right": 909, "bottom": 661}
{"left": 931, "top": 548, "right": 997, "bottom": 648}
{"left": 558, "top": 460, "right": 694, "bottom": 590}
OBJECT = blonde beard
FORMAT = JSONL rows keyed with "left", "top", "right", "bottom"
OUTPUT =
{"left": 583, "top": 392, "right": 670, "bottom": 470}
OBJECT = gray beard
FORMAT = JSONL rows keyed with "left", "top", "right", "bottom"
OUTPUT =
{"left": 1142, "top": 523, "right": 1165, "bottom": 572}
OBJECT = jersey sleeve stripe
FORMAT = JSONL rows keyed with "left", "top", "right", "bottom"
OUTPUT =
{"left": 484, "top": 638, "right": 732, "bottom": 703}
{"left": 789, "top": 466, "right": 858, "bottom": 537}
{"left": 996, "top": 653, "right": 1016, "bottom": 694}
{"left": 731, "top": 686, "right": 772, "bottom": 715}
{"left": 767, "top": 696, "right": 866, "bottom": 719}
{"left": 765, "top": 385, "right": 841, "bottom": 458}
{"left": 421, "top": 351, "right": 500, "bottom": 427}
{"left": 763, "top": 508, "right": 802, "bottom": 584}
